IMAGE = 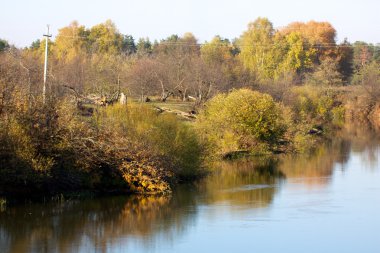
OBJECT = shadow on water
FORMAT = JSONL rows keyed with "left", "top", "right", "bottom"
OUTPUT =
{"left": 0, "top": 122, "right": 379, "bottom": 252}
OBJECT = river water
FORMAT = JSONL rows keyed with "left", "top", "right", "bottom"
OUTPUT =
{"left": 1, "top": 125, "right": 380, "bottom": 253}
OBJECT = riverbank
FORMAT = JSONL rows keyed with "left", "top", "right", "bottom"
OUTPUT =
{"left": 1, "top": 85, "right": 379, "bottom": 199}
{"left": 0, "top": 100, "right": 205, "bottom": 198}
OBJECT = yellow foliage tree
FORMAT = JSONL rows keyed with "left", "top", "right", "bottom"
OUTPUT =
{"left": 53, "top": 21, "right": 88, "bottom": 61}
{"left": 201, "top": 36, "right": 233, "bottom": 65}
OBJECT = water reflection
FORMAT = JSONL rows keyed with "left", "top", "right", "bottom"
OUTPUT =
{"left": 0, "top": 123, "right": 379, "bottom": 253}
{"left": 195, "top": 158, "right": 284, "bottom": 208}
{"left": 0, "top": 195, "right": 199, "bottom": 253}
{"left": 279, "top": 138, "right": 350, "bottom": 187}
{"left": 0, "top": 160, "right": 284, "bottom": 253}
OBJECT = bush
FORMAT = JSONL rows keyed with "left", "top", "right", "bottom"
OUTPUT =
{"left": 196, "top": 89, "right": 286, "bottom": 156}
{"left": 97, "top": 104, "right": 204, "bottom": 180}
{"left": 0, "top": 98, "right": 205, "bottom": 196}
{"left": 352, "top": 61, "right": 380, "bottom": 101}
{"left": 288, "top": 85, "right": 344, "bottom": 124}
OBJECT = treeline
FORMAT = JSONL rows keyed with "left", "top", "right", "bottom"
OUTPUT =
{"left": 1, "top": 18, "right": 380, "bottom": 197}
{"left": 1, "top": 18, "right": 380, "bottom": 106}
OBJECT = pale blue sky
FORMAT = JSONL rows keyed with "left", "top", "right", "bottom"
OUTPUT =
{"left": 1, "top": 0, "right": 379, "bottom": 47}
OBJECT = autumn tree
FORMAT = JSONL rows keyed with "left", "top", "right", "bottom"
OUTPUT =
{"left": 201, "top": 36, "right": 233, "bottom": 65}
{"left": 275, "top": 32, "right": 315, "bottom": 77}
{"left": 0, "top": 49, "right": 41, "bottom": 112}
{"left": 127, "top": 58, "right": 159, "bottom": 100}
{"left": 352, "top": 42, "right": 380, "bottom": 70}
{"left": 307, "top": 58, "right": 343, "bottom": 86}
{"left": 352, "top": 61, "right": 380, "bottom": 100}
{"left": 239, "top": 18, "right": 322, "bottom": 81}
{"left": 150, "top": 33, "right": 199, "bottom": 101}
{"left": 336, "top": 39, "right": 354, "bottom": 82}
{"left": 88, "top": 20, "right": 124, "bottom": 55}
{"left": 239, "top": 17, "right": 277, "bottom": 80}
{"left": 279, "top": 21, "right": 337, "bottom": 61}
{"left": 53, "top": 21, "right": 89, "bottom": 60}
{"left": 200, "top": 36, "right": 246, "bottom": 96}
{"left": 154, "top": 33, "right": 199, "bottom": 56}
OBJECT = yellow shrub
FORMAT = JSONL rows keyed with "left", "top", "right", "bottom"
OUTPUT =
{"left": 196, "top": 89, "right": 286, "bottom": 156}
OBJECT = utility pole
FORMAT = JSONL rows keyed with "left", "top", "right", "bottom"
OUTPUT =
{"left": 43, "top": 25, "right": 52, "bottom": 104}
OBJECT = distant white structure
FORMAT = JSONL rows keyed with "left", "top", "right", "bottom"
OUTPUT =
{"left": 119, "top": 92, "right": 127, "bottom": 105}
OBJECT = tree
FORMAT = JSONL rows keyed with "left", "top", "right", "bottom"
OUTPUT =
{"left": 373, "top": 44, "right": 380, "bottom": 63}
{"left": 122, "top": 35, "right": 136, "bottom": 55}
{"left": 88, "top": 20, "right": 124, "bottom": 55}
{"left": 279, "top": 21, "right": 337, "bottom": 62}
{"left": 29, "top": 39, "right": 41, "bottom": 50}
{"left": 275, "top": 32, "right": 315, "bottom": 77}
{"left": 149, "top": 33, "right": 199, "bottom": 101}
{"left": 136, "top": 38, "right": 152, "bottom": 56}
{"left": 127, "top": 58, "right": 158, "bottom": 100}
{"left": 53, "top": 21, "right": 89, "bottom": 60}
{"left": 239, "top": 17, "right": 277, "bottom": 80}
{"left": 153, "top": 33, "right": 199, "bottom": 57}
{"left": 352, "top": 42, "right": 377, "bottom": 70}
{"left": 352, "top": 61, "right": 380, "bottom": 100}
{"left": 201, "top": 36, "right": 233, "bottom": 65}
{"left": 307, "top": 58, "right": 343, "bottom": 86}
{"left": 152, "top": 52, "right": 193, "bottom": 102}
{"left": 180, "top": 32, "right": 199, "bottom": 56}
{"left": 336, "top": 39, "right": 354, "bottom": 82}
{"left": 0, "top": 39, "right": 10, "bottom": 52}
{"left": 188, "top": 57, "right": 223, "bottom": 103}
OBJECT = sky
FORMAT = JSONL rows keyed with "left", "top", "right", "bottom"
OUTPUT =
{"left": 1, "top": 0, "right": 379, "bottom": 47}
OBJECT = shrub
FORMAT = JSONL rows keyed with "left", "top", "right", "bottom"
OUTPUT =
{"left": 352, "top": 61, "right": 380, "bottom": 101}
{"left": 0, "top": 98, "right": 205, "bottom": 196}
{"left": 288, "top": 85, "right": 343, "bottom": 124}
{"left": 97, "top": 104, "right": 204, "bottom": 180}
{"left": 196, "top": 89, "right": 286, "bottom": 156}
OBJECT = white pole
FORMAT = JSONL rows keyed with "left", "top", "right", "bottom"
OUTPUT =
{"left": 43, "top": 25, "right": 51, "bottom": 104}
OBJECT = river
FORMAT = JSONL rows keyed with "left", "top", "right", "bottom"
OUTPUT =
{"left": 1, "top": 124, "right": 380, "bottom": 253}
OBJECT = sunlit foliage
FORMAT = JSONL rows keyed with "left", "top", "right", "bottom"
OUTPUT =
{"left": 196, "top": 89, "right": 286, "bottom": 156}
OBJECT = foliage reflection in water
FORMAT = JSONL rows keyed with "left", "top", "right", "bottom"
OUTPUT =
{"left": 1, "top": 124, "right": 380, "bottom": 253}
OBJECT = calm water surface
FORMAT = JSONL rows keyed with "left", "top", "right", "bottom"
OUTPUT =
{"left": 1, "top": 125, "right": 380, "bottom": 253}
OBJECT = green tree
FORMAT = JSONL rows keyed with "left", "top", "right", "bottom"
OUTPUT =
{"left": 0, "top": 39, "right": 9, "bottom": 52}
{"left": 373, "top": 44, "right": 380, "bottom": 63}
{"left": 136, "top": 38, "right": 152, "bottom": 56}
{"left": 29, "top": 39, "right": 41, "bottom": 50}
{"left": 122, "top": 35, "right": 136, "bottom": 55}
